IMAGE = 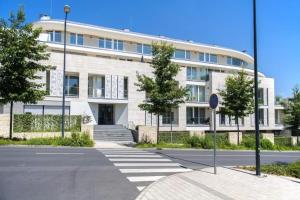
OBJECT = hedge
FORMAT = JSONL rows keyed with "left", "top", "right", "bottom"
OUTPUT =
{"left": 158, "top": 131, "right": 190, "bottom": 143}
{"left": 13, "top": 114, "right": 81, "bottom": 132}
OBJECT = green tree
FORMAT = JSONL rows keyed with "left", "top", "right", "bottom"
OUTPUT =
{"left": 218, "top": 70, "right": 254, "bottom": 144}
{"left": 284, "top": 85, "right": 300, "bottom": 143}
{"left": 135, "top": 42, "right": 187, "bottom": 143}
{"left": 0, "top": 8, "right": 49, "bottom": 139}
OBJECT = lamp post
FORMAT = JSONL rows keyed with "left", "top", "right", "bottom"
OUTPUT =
{"left": 253, "top": 0, "right": 261, "bottom": 176}
{"left": 61, "top": 5, "right": 70, "bottom": 138}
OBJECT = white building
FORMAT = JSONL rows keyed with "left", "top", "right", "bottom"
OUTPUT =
{"left": 0, "top": 17, "right": 285, "bottom": 133}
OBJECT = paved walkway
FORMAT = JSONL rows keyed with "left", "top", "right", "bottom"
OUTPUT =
{"left": 94, "top": 140, "right": 131, "bottom": 149}
{"left": 136, "top": 167, "right": 300, "bottom": 200}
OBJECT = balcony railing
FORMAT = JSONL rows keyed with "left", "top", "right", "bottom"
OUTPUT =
{"left": 186, "top": 117, "right": 210, "bottom": 126}
{"left": 88, "top": 87, "right": 105, "bottom": 98}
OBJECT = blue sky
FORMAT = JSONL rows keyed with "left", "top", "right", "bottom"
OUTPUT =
{"left": 1, "top": 0, "right": 299, "bottom": 97}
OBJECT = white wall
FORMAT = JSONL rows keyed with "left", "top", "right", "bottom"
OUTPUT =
{"left": 114, "top": 104, "right": 128, "bottom": 126}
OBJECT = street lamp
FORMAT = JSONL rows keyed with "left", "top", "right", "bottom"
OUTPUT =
{"left": 253, "top": 0, "right": 261, "bottom": 176}
{"left": 61, "top": 5, "right": 70, "bottom": 138}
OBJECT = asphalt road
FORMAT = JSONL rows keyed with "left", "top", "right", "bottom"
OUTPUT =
{"left": 151, "top": 149, "right": 300, "bottom": 169}
{"left": 0, "top": 147, "right": 139, "bottom": 200}
{"left": 0, "top": 147, "right": 299, "bottom": 200}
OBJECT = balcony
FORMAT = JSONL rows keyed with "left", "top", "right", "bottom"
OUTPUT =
{"left": 88, "top": 87, "right": 105, "bottom": 98}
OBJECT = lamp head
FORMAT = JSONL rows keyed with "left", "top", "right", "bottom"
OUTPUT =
{"left": 64, "top": 5, "right": 70, "bottom": 14}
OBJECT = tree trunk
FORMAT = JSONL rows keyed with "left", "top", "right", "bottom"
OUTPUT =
{"left": 157, "top": 114, "right": 160, "bottom": 145}
{"left": 297, "top": 127, "right": 299, "bottom": 145}
{"left": 9, "top": 101, "right": 13, "bottom": 139}
{"left": 236, "top": 117, "right": 240, "bottom": 145}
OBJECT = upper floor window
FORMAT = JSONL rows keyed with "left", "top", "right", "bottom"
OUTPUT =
{"left": 99, "top": 38, "right": 112, "bottom": 49}
{"left": 124, "top": 77, "right": 128, "bottom": 98}
{"left": 174, "top": 49, "right": 190, "bottom": 60}
{"left": 186, "top": 67, "right": 208, "bottom": 81}
{"left": 70, "top": 33, "right": 83, "bottom": 45}
{"left": 199, "top": 53, "right": 217, "bottom": 63}
{"left": 227, "top": 57, "right": 247, "bottom": 67}
{"left": 258, "top": 88, "right": 264, "bottom": 105}
{"left": 187, "top": 85, "right": 206, "bottom": 102}
{"left": 48, "top": 31, "right": 61, "bottom": 43}
{"left": 113, "top": 40, "right": 124, "bottom": 51}
{"left": 137, "top": 44, "right": 152, "bottom": 55}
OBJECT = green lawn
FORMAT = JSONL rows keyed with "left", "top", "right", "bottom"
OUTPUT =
{"left": 241, "top": 161, "right": 300, "bottom": 179}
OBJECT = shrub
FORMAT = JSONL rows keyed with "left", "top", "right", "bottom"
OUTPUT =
{"left": 274, "top": 137, "right": 292, "bottom": 146}
{"left": 241, "top": 137, "right": 256, "bottom": 148}
{"left": 158, "top": 131, "right": 190, "bottom": 143}
{"left": 260, "top": 139, "right": 274, "bottom": 150}
{"left": 184, "top": 136, "right": 202, "bottom": 148}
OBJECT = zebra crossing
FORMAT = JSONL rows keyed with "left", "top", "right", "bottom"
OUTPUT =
{"left": 97, "top": 148, "right": 192, "bottom": 191}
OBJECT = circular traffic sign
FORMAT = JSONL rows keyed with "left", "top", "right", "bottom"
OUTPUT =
{"left": 209, "top": 94, "right": 219, "bottom": 109}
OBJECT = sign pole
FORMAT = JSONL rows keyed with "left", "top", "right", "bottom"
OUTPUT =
{"left": 213, "top": 109, "right": 217, "bottom": 174}
{"left": 209, "top": 93, "right": 218, "bottom": 175}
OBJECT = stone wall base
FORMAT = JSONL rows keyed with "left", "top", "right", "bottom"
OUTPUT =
{"left": 138, "top": 126, "right": 157, "bottom": 144}
{"left": 262, "top": 133, "right": 274, "bottom": 144}
{"left": 228, "top": 132, "right": 242, "bottom": 145}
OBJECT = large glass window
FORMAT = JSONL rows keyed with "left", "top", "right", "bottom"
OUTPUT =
{"left": 99, "top": 38, "right": 105, "bottom": 48}
{"left": 186, "top": 107, "right": 207, "bottom": 125}
{"left": 186, "top": 67, "right": 208, "bottom": 81}
{"left": 65, "top": 75, "right": 79, "bottom": 96}
{"left": 258, "top": 88, "right": 264, "bottom": 105}
{"left": 227, "top": 56, "right": 247, "bottom": 67}
{"left": 209, "top": 54, "right": 217, "bottom": 63}
{"left": 174, "top": 49, "right": 190, "bottom": 60}
{"left": 124, "top": 77, "right": 128, "bottom": 98}
{"left": 106, "top": 39, "right": 112, "bottom": 49}
{"left": 113, "top": 40, "right": 124, "bottom": 51}
{"left": 187, "top": 85, "right": 205, "bottom": 102}
{"left": 88, "top": 75, "right": 105, "bottom": 98}
{"left": 70, "top": 33, "right": 76, "bottom": 44}
{"left": 143, "top": 44, "right": 152, "bottom": 55}
{"left": 46, "top": 70, "right": 50, "bottom": 95}
{"left": 137, "top": 43, "right": 143, "bottom": 54}
{"left": 77, "top": 34, "right": 83, "bottom": 45}
{"left": 48, "top": 31, "right": 61, "bottom": 42}
{"left": 259, "top": 108, "right": 264, "bottom": 125}
{"left": 199, "top": 53, "right": 205, "bottom": 62}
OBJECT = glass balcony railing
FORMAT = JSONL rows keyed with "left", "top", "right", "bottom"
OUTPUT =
{"left": 88, "top": 87, "right": 105, "bottom": 98}
{"left": 65, "top": 86, "right": 79, "bottom": 97}
{"left": 186, "top": 117, "right": 210, "bottom": 126}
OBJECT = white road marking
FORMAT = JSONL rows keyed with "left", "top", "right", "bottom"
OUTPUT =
{"left": 120, "top": 168, "right": 192, "bottom": 173}
{"left": 105, "top": 155, "right": 161, "bottom": 158}
{"left": 137, "top": 186, "right": 145, "bottom": 191}
{"left": 114, "top": 163, "right": 181, "bottom": 167}
{"left": 127, "top": 176, "right": 165, "bottom": 182}
{"left": 35, "top": 153, "right": 84, "bottom": 155}
{"left": 109, "top": 158, "right": 171, "bottom": 162}
{"left": 104, "top": 152, "right": 155, "bottom": 155}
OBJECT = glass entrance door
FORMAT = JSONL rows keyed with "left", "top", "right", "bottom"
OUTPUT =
{"left": 98, "top": 104, "right": 114, "bottom": 125}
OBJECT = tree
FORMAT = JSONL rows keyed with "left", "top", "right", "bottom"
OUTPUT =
{"left": 0, "top": 8, "right": 49, "bottom": 139}
{"left": 218, "top": 70, "right": 254, "bottom": 144}
{"left": 284, "top": 85, "right": 300, "bottom": 143}
{"left": 135, "top": 42, "right": 187, "bottom": 143}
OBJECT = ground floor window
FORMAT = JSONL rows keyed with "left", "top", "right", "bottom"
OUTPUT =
{"left": 24, "top": 105, "right": 70, "bottom": 115}
{"left": 186, "top": 107, "right": 207, "bottom": 125}
{"left": 65, "top": 74, "right": 79, "bottom": 96}
{"left": 162, "top": 108, "right": 178, "bottom": 125}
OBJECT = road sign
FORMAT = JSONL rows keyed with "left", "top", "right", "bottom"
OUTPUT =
{"left": 209, "top": 94, "right": 219, "bottom": 109}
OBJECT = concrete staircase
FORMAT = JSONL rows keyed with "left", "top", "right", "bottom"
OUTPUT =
{"left": 93, "top": 125, "right": 135, "bottom": 144}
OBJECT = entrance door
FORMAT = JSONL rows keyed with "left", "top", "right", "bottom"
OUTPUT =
{"left": 98, "top": 104, "right": 114, "bottom": 125}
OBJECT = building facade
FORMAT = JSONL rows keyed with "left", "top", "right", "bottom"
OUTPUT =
{"left": 0, "top": 18, "right": 285, "bottom": 133}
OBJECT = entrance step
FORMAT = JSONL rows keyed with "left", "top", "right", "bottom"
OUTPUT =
{"left": 93, "top": 125, "right": 135, "bottom": 144}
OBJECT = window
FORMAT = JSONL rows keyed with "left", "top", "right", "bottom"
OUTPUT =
{"left": 113, "top": 40, "right": 124, "bottom": 51}
{"left": 275, "top": 110, "right": 282, "bottom": 125}
{"left": 227, "top": 57, "right": 247, "bottom": 67}
{"left": 186, "top": 107, "right": 207, "bottom": 125}
{"left": 65, "top": 75, "right": 79, "bottom": 96}
{"left": 209, "top": 54, "right": 217, "bottom": 63}
{"left": 0, "top": 104, "right": 3, "bottom": 114}
{"left": 77, "top": 34, "right": 83, "bottom": 45}
{"left": 70, "top": 33, "right": 76, "bottom": 44}
{"left": 99, "top": 38, "right": 105, "bottom": 48}
{"left": 106, "top": 39, "right": 112, "bottom": 49}
{"left": 48, "top": 31, "right": 61, "bottom": 42}
{"left": 137, "top": 43, "right": 143, "bottom": 53}
{"left": 187, "top": 85, "right": 205, "bottom": 102}
{"left": 259, "top": 108, "right": 264, "bottom": 125}
{"left": 124, "top": 77, "right": 128, "bottom": 98}
{"left": 143, "top": 44, "right": 152, "bottom": 55}
{"left": 220, "top": 112, "right": 226, "bottom": 125}
{"left": 187, "top": 67, "right": 209, "bottom": 81}
{"left": 199, "top": 53, "right": 205, "bottom": 62}
{"left": 88, "top": 75, "right": 105, "bottom": 98}
{"left": 174, "top": 49, "right": 190, "bottom": 60}
{"left": 162, "top": 109, "right": 178, "bottom": 125}
{"left": 258, "top": 88, "right": 264, "bottom": 105}
{"left": 46, "top": 71, "right": 50, "bottom": 95}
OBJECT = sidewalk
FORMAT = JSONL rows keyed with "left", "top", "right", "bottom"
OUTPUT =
{"left": 94, "top": 140, "right": 131, "bottom": 149}
{"left": 136, "top": 167, "right": 300, "bottom": 200}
